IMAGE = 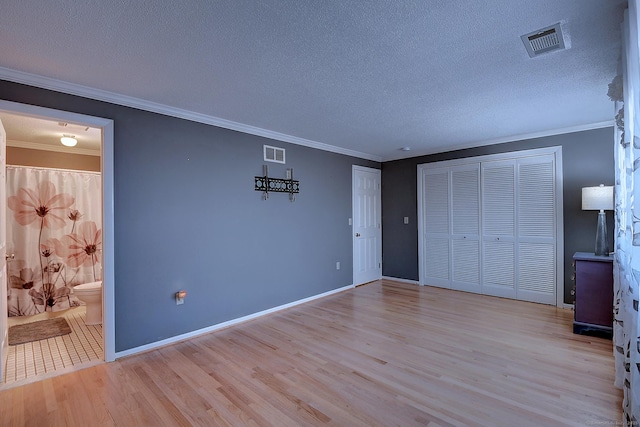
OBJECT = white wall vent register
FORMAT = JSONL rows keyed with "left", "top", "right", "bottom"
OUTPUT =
{"left": 521, "top": 22, "right": 568, "bottom": 58}
{"left": 264, "top": 145, "right": 285, "bottom": 164}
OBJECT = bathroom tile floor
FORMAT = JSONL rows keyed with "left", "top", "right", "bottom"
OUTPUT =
{"left": 1, "top": 306, "right": 103, "bottom": 389}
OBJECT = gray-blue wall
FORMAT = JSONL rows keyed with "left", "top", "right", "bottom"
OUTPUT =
{"left": 1, "top": 80, "right": 379, "bottom": 351}
{"left": 1, "top": 79, "right": 614, "bottom": 351}
{"left": 382, "top": 127, "right": 615, "bottom": 304}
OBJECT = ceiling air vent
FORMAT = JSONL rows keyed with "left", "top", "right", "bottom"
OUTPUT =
{"left": 521, "top": 22, "right": 566, "bottom": 58}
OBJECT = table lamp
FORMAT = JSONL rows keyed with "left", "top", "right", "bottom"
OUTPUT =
{"left": 582, "top": 184, "right": 614, "bottom": 256}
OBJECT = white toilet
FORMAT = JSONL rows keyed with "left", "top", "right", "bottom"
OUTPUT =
{"left": 74, "top": 281, "right": 102, "bottom": 325}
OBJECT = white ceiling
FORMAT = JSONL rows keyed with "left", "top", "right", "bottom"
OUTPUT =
{"left": 0, "top": 0, "right": 626, "bottom": 161}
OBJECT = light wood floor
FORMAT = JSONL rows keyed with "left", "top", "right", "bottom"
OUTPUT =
{"left": 0, "top": 280, "right": 621, "bottom": 426}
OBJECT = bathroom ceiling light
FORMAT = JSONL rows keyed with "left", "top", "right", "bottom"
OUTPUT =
{"left": 60, "top": 134, "right": 77, "bottom": 147}
{"left": 400, "top": 147, "right": 411, "bottom": 151}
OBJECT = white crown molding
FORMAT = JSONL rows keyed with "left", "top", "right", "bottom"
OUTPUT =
{"left": 382, "top": 120, "right": 615, "bottom": 162}
{"left": 7, "top": 138, "right": 100, "bottom": 156}
{"left": 0, "top": 67, "right": 612, "bottom": 164}
{"left": 0, "top": 67, "right": 382, "bottom": 162}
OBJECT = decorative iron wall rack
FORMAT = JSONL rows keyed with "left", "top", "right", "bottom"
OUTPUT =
{"left": 255, "top": 164, "right": 299, "bottom": 201}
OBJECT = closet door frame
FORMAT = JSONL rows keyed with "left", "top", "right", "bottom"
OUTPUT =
{"left": 417, "top": 146, "right": 564, "bottom": 307}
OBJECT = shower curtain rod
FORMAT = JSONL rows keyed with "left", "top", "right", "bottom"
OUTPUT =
{"left": 7, "top": 164, "right": 101, "bottom": 175}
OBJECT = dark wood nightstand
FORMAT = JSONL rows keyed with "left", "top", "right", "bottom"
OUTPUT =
{"left": 572, "top": 252, "right": 613, "bottom": 337}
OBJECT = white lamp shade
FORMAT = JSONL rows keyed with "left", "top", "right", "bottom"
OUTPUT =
{"left": 582, "top": 185, "right": 614, "bottom": 211}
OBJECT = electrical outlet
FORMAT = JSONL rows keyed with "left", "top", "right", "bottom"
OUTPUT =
{"left": 348, "top": 218, "right": 352, "bottom": 226}
{"left": 336, "top": 261, "right": 340, "bottom": 270}
{"left": 404, "top": 216, "right": 409, "bottom": 224}
{"left": 175, "top": 290, "right": 187, "bottom": 305}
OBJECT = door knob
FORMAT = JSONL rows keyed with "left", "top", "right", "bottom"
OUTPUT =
{"left": 355, "top": 233, "right": 361, "bottom": 237}
{"left": 5, "top": 253, "right": 15, "bottom": 261}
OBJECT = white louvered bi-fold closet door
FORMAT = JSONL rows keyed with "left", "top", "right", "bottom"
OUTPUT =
{"left": 482, "top": 160, "right": 517, "bottom": 299}
{"left": 421, "top": 164, "right": 481, "bottom": 292}
{"left": 450, "top": 165, "right": 481, "bottom": 294}
{"left": 482, "top": 155, "right": 556, "bottom": 304}
{"left": 422, "top": 168, "right": 451, "bottom": 288}
{"left": 419, "top": 149, "right": 559, "bottom": 305}
{"left": 516, "top": 154, "right": 556, "bottom": 304}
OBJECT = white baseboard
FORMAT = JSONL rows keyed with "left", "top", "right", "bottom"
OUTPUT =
{"left": 114, "top": 284, "right": 355, "bottom": 359}
{"left": 563, "top": 303, "right": 575, "bottom": 310}
{"left": 382, "top": 276, "right": 420, "bottom": 285}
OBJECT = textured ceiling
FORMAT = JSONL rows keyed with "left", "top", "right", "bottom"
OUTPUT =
{"left": 0, "top": 0, "right": 627, "bottom": 161}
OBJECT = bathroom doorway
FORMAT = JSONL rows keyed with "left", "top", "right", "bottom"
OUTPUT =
{"left": 0, "top": 100, "right": 114, "bottom": 388}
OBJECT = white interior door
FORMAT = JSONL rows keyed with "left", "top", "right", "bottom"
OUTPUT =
{"left": 0, "top": 118, "right": 7, "bottom": 379}
{"left": 353, "top": 166, "right": 382, "bottom": 285}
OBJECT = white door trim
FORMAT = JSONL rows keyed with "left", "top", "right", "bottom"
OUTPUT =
{"left": 352, "top": 165, "right": 382, "bottom": 286}
{"left": 0, "top": 117, "right": 7, "bottom": 379}
{"left": 0, "top": 100, "right": 116, "bottom": 362}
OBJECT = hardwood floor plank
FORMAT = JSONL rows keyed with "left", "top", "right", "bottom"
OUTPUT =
{"left": 0, "top": 280, "right": 621, "bottom": 426}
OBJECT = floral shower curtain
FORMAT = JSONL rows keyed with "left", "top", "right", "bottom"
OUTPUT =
{"left": 613, "top": 0, "right": 640, "bottom": 423}
{"left": 6, "top": 165, "right": 102, "bottom": 317}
